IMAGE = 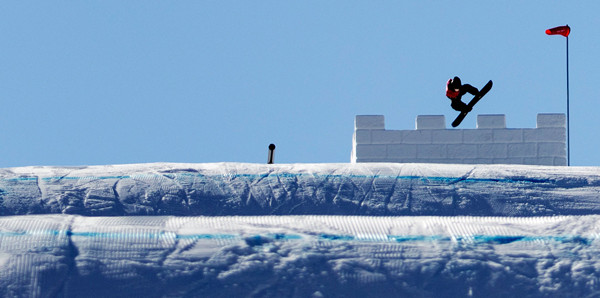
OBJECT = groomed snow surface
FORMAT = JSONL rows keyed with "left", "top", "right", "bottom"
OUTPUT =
{"left": 2, "top": 162, "right": 600, "bottom": 297}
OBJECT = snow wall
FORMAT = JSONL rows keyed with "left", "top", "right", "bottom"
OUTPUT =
{"left": 352, "top": 114, "right": 567, "bottom": 166}
{"left": 2, "top": 162, "right": 600, "bottom": 297}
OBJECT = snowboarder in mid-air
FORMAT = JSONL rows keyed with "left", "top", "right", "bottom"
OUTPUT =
{"left": 445, "top": 76, "right": 479, "bottom": 112}
{"left": 445, "top": 76, "right": 494, "bottom": 127}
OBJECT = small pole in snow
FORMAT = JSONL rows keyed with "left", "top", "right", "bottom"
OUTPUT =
{"left": 268, "top": 144, "right": 276, "bottom": 164}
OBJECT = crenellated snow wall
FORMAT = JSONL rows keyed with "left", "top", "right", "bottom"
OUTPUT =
{"left": 352, "top": 114, "right": 567, "bottom": 165}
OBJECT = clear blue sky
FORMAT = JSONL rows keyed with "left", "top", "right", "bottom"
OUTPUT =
{"left": 1, "top": 1, "right": 599, "bottom": 167}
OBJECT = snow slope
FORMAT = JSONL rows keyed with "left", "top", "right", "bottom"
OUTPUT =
{"left": 2, "top": 162, "right": 600, "bottom": 216}
{"left": 2, "top": 162, "right": 600, "bottom": 297}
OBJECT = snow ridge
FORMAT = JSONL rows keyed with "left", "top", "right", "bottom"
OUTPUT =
{"left": 1, "top": 162, "right": 600, "bottom": 216}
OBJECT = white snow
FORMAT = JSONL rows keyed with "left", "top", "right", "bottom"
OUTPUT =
{"left": 353, "top": 114, "right": 567, "bottom": 165}
{"left": 2, "top": 162, "right": 600, "bottom": 216}
{"left": 1, "top": 162, "right": 600, "bottom": 296}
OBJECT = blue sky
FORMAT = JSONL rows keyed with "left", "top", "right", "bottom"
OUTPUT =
{"left": 1, "top": 1, "right": 599, "bottom": 167}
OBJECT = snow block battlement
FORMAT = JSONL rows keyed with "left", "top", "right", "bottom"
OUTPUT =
{"left": 352, "top": 113, "right": 566, "bottom": 166}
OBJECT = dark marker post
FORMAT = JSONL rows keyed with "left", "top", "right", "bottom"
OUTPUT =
{"left": 268, "top": 144, "right": 276, "bottom": 164}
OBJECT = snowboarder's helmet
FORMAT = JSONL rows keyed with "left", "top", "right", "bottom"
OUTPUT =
{"left": 451, "top": 76, "right": 461, "bottom": 88}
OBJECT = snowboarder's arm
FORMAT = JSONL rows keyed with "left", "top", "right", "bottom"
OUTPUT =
{"left": 446, "top": 79, "right": 460, "bottom": 99}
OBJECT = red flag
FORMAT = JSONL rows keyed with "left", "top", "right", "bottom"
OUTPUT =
{"left": 546, "top": 25, "right": 570, "bottom": 37}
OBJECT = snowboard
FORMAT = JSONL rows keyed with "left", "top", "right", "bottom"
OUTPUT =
{"left": 451, "top": 80, "right": 493, "bottom": 127}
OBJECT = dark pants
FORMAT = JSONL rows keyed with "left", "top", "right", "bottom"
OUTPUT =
{"left": 451, "top": 99, "right": 471, "bottom": 113}
{"left": 450, "top": 84, "right": 478, "bottom": 112}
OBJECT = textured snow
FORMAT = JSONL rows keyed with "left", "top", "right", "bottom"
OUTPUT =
{"left": 2, "top": 162, "right": 600, "bottom": 297}
{"left": 1, "top": 162, "right": 600, "bottom": 216}
{"left": 3, "top": 214, "right": 600, "bottom": 297}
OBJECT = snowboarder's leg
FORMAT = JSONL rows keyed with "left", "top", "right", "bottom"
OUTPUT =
{"left": 461, "top": 84, "right": 479, "bottom": 96}
{"left": 451, "top": 100, "right": 472, "bottom": 113}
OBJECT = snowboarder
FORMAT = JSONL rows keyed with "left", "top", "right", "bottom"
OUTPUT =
{"left": 446, "top": 76, "right": 480, "bottom": 113}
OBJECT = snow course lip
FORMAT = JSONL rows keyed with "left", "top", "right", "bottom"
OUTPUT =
{"left": 1, "top": 172, "right": 549, "bottom": 184}
{"left": 1, "top": 162, "right": 599, "bottom": 216}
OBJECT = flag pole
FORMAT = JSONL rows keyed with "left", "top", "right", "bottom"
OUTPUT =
{"left": 566, "top": 33, "right": 570, "bottom": 166}
{"left": 546, "top": 24, "right": 571, "bottom": 166}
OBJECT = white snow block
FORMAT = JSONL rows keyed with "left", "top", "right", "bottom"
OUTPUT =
{"left": 416, "top": 115, "right": 445, "bottom": 130}
{"left": 537, "top": 113, "right": 566, "bottom": 128}
{"left": 525, "top": 157, "right": 553, "bottom": 166}
{"left": 417, "top": 144, "right": 447, "bottom": 158}
{"left": 447, "top": 144, "right": 478, "bottom": 159}
{"left": 477, "top": 114, "right": 506, "bottom": 129}
{"left": 538, "top": 142, "right": 567, "bottom": 157}
{"left": 355, "top": 115, "right": 385, "bottom": 130}
{"left": 387, "top": 144, "right": 418, "bottom": 158}
{"left": 465, "top": 158, "right": 494, "bottom": 164}
{"left": 372, "top": 130, "right": 403, "bottom": 144}
{"left": 402, "top": 130, "right": 433, "bottom": 144}
{"left": 463, "top": 129, "right": 493, "bottom": 144}
{"left": 495, "top": 157, "right": 525, "bottom": 164}
{"left": 508, "top": 143, "right": 537, "bottom": 158}
{"left": 478, "top": 144, "right": 508, "bottom": 158}
{"left": 554, "top": 157, "right": 567, "bottom": 166}
{"left": 493, "top": 129, "right": 523, "bottom": 143}
{"left": 354, "top": 130, "right": 371, "bottom": 144}
{"left": 355, "top": 144, "right": 386, "bottom": 159}
{"left": 528, "top": 128, "right": 566, "bottom": 142}
{"left": 432, "top": 129, "right": 463, "bottom": 144}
